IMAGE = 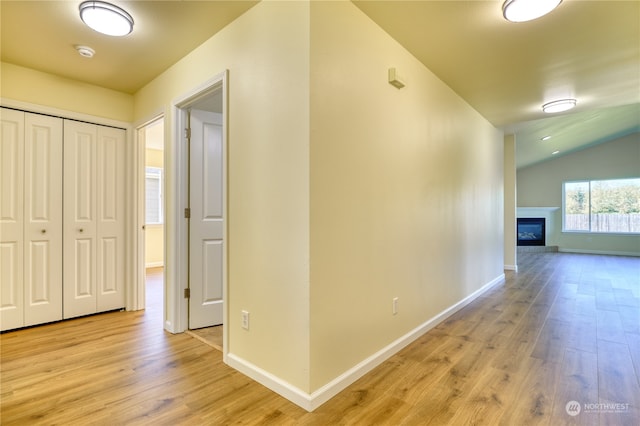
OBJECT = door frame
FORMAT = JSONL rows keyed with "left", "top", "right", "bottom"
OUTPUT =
{"left": 167, "top": 71, "right": 228, "bottom": 348}
{"left": 134, "top": 115, "right": 165, "bottom": 312}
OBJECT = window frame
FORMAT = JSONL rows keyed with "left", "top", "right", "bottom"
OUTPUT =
{"left": 562, "top": 177, "right": 640, "bottom": 235}
{"left": 145, "top": 166, "right": 164, "bottom": 225}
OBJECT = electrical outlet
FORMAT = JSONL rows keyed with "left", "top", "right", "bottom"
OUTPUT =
{"left": 392, "top": 297, "right": 399, "bottom": 315}
{"left": 241, "top": 310, "right": 250, "bottom": 330}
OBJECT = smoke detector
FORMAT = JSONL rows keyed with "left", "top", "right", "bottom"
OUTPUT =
{"left": 75, "top": 45, "right": 95, "bottom": 58}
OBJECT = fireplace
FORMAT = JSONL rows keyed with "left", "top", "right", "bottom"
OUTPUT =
{"left": 517, "top": 217, "right": 545, "bottom": 246}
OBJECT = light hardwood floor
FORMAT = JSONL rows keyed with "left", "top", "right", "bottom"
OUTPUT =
{"left": 2, "top": 252, "right": 639, "bottom": 425}
{"left": 146, "top": 267, "right": 224, "bottom": 351}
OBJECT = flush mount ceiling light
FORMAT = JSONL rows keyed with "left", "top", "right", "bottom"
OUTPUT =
{"left": 79, "top": 1, "right": 133, "bottom": 36}
{"left": 541, "top": 135, "right": 551, "bottom": 141}
{"left": 542, "top": 98, "right": 577, "bottom": 113}
{"left": 502, "top": 0, "right": 562, "bottom": 22}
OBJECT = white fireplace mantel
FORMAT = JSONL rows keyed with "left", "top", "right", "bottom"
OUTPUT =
{"left": 517, "top": 207, "right": 559, "bottom": 216}
{"left": 517, "top": 207, "right": 560, "bottom": 246}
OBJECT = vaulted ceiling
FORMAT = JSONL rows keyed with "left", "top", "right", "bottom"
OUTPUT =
{"left": 2, "top": 1, "right": 638, "bottom": 168}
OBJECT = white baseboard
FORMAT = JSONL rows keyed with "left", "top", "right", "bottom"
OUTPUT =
{"left": 225, "top": 273, "right": 506, "bottom": 412}
{"left": 225, "top": 353, "right": 314, "bottom": 411}
{"left": 558, "top": 248, "right": 639, "bottom": 257}
{"left": 504, "top": 264, "right": 518, "bottom": 271}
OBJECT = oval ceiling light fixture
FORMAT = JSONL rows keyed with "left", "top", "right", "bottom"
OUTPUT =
{"left": 79, "top": 1, "right": 134, "bottom": 36}
{"left": 502, "top": 0, "right": 562, "bottom": 22}
{"left": 541, "top": 135, "right": 551, "bottom": 141}
{"left": 542, "top": 98, "right": 577, "bottom": 114}
{"left": 75, "top": 45, "right": 95, "bottom": 58}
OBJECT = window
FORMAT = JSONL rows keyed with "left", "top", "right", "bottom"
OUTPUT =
{"left": 146, "top": 167, "right": 163, "bottom": 224}
{"left": 563, "top": 178, "right": 640, "bottom": 234}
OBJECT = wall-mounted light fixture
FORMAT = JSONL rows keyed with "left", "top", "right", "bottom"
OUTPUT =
{"left": 502, "top": 0, "right": 562, "bottom": 22}
{"left": 388, "top": 68, "right": 405, "bottom": 89}
{"left": 79, "top": 1, "right": 134, "bottom": 36}
{"left": 542, "top": 98, "right": 577, "bottom": 113}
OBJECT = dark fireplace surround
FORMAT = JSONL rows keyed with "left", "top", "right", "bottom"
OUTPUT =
{"left": 517, "top": 217, "right": 545, "bottom": 246}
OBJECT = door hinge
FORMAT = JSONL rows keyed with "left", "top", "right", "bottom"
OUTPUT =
{"left": 184, "top": 288, "right": 190, "bottom": 298}
{"left": 184, "top": 128, "right": 191, "bottom": 139}
{"left": 184, "top": 207, "right": 191, "bottom": 218}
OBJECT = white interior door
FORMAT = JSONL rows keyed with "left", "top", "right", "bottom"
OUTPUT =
{"left": 96, "top": 125, "right": 126, "bottom": 312}
{"left": 64, "top": 120, "right": 125, "bottom": 318}
{"left": 64, "top": 120, "right": 98, "bottom": 318}
{"left": 24, "top": 112, "right": 63, "bottom": 326}
{"left": 0, "top": 110, "right": 62, "bottom": 331}
{"left": 188, "top": 109, "right": 224, "bottom": 329}
{"left": 0, "top": 108, "right": 25, "bottom": 331}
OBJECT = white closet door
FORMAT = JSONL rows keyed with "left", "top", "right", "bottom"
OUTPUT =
{"left": 0, "top": 108, "right": 25, "bottom": 331}
{"left": 64, "top": 120, "right": 125, "bottom": 318}
{"left": 64, "top": 120, "right": 98, "bottom": 318}
{"left": 95, "top": 125, "right": 125, "bottom": 312}
{"left": 24, "top": 113, "right": 63, "bottom": 326}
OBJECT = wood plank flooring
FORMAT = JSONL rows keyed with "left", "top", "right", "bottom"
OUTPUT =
{"left": 186, "top": 326, "right": 223, "bottom": 352}
{"left": 146, "top": 267, "right": 224, "bottom": 351}
{"left": 1, "top": 252, "right": 639, "bottom": 425}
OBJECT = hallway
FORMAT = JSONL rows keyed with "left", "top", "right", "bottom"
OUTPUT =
{"left": 2, "top": 252, "right": 639, "bottom": 424}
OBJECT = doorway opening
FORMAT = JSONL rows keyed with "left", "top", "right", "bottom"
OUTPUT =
{"left": 137, "top": 117, "right": 165, "bottom": 319}
{"left": 169, "top": 71, "right": 228, "bottom": 353}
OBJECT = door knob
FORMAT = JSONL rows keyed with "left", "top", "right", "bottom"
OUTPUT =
{"left": 41, "top": 229, "right": 46, "bottom": 234}
{"left": 79, "top": 228, "right": 84, "bottom": 233}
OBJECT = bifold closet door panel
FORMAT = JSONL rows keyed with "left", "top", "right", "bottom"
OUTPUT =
{"left": 96, "top": 125, "right": 125, "bottom": 312}
{"left": 63, "top": 120, "right": 98, "bottom": 319}
{"left": 63, "top": 120, "right": 125, "bottom": 319}
{"left": 0, "top": 108, "right": 25, "bottom": 331}
{"left": 24, "top": 113, "right": 63, "bottom": 326}
{"left": 0, "top": 109, "right": 63, "bottom": 330}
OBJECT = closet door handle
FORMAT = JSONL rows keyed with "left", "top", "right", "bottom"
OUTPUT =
{"left": 79, "top": 228, "right": 84, "bottom": 233}
{"left": 41, "top": 229, "right": 46, "bottom": 234}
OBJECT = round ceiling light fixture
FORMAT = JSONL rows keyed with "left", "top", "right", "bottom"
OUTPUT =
{"left": 79, "top": 1, "right": 134, "bottom": 36}
{"left": 75, "top": 45, "right": 95, "bottom": 58}
{"left": 502, "top": 0, "right": 562, "bottom": 22}
{"left": 542, "top": 98, "right": 577, "bottom": 114}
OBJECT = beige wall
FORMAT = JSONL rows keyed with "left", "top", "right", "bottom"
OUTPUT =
{"left": 146, "top": 147, "right": 164, "bottom": 168}
{"left": 136, "top": 0, "right": 504, "bottom": 396}
{"left": 145, "top": 148, "right": 164, "bottom": 267}
{"left": 144, "top": 224, "right": 164, "bottom": 267}
{"left": 1, "top": 62, "right": 133, "bottom": 122}
{"left": 134, "top": 1, "right": 311, "bottom": 391}
{"left": 309, "top": 1, "right": 505, "bottom": 391}
{"left": 517, "top": 132, "right": 640, "bottom": 255}
{"left": 504, "top": 135, "right": 517, "bottom": 269}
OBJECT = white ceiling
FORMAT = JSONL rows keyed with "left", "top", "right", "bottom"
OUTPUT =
{"left": 2, "top": 1, "right": 639, "bottom": 168}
